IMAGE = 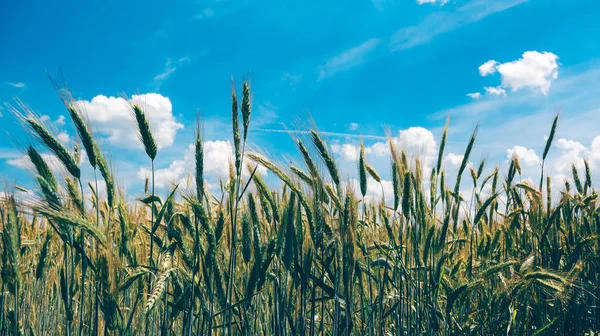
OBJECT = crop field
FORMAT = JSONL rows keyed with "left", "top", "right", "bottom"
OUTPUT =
{"left": 1, "top": 81, "right": 599, "bottom": 335}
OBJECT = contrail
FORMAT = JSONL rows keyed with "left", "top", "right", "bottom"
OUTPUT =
{"left": 251, "top": 128, "right": 388, "bottom": 140}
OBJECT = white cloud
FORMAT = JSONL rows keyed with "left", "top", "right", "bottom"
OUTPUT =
{"left": 57, "top": 132, "right": 70, "bottom": 144}
{"left": 317, "top": 38, "right": 380, "bottom": 79}
{"left": 554, "top": 138, "right": 586, "bottom": 172}
{"left": 506, "top": 145, "right": 540, "bottom": 167}
{"left": 151, "top": 57, "right": 191, "bottom": 90}
{"left": 479, "top": 60, "right": 498, "bottom": 76}
{"left": 479, "top": 51, "right": 559, "bottom": 95}
{"left": 348, "top": 123, "right": 359, "bottom": 131}
{"left": 8, "top": 82, "right": 25, "bottom": 88}
{"left": 444, "top": 153, "right": 464, "bottom": 168}
{"left": 417, "top": 0, "right": 449, "bottom": 5}
{"left": 56, "top": 115, "right": 66, "bottom": 126}
{"left": 39, "top": 114, "right": 66, "bottom": 126}
{"left": 484, "top": 86, "right": 507, "bottom": 96}
{"left": 331, "top": 127, "right": 436, "bottom": 165}
{"left": 467, "top": 92, "right": 481, "bottom": 100}
{"left": 138, "top": 140, "right": 267, "bottom": 189}
{"left": 7, "top": 153, "right": 66, "bottom": 175}
{"left": 390, "top": 0, "right": 527, "bottom": 51}
{"left": 74, "top": 93, "right": 183, "bottom": 150}
{"left": 343, "top": 178, "right": 394, "bottom": 203}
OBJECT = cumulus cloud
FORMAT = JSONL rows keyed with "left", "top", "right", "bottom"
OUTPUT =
{"left": 479, "top": 60, "right": 498, "bottom": 76}
{"left": 57, "top": 132, "right": 70, "bottom": 144}
{"left": 138, "top": 140, "right": 266, "bottom": 189}
{"left": 554, "top": 138, "right": 587, "bottom": 172}
{"left": 506, "top": 145, "right": 541, "bottom": 167}
{"left": 56, "top": 115, "right": 66, "bottom": 126}
{"left": 444, "top": 153, "right": 464, "bottom": 168}
{"left": 7, "top": 153, "right": 67, "bottom": 176}
{"left": 343, "top": 177, "right": 394, "bottom": 203}
{"left": 40, "top": 114, "right": 66, "bottom": 126}
{"left": 348, "top": 123, "right": 359, "bottom": 131}
{"left": 331, "top": 127, "right": 437, "bottom": 165}
{"left": 467, "top": 92, "right": 481, "bottom": 100}
{"left": 478, "top": 51, "right": 559, "bottom": 95}
{"left": 484, "top": 86, "right": 507, "bottom": 96}
{"left": 74, "top": 93, "right": 183, "bottom": 150}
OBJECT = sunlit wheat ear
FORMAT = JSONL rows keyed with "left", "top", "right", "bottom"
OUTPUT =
{"left": 365, "top": 163, "right": 381, "bottom": 183}
{"left": 27, "top": 145, "right": 57, "bottom": 191}
{"left": 195, "top": 121, "right": 204, "bottom": 201}
{"left": 24, "top": 116, "right": 80, "bottom": 179}
{"left": 247, "top": 152, "right": 299, "bottom": 194}
{"left": 241, "top": 80, "right": 252, "bottom": 142}
{"left": 132, "top": 104, "right": 157, "bottom": 160}
{"left": 145, "top": 268, "right": 173, "bottom": 313}
{"left": 359, "top": 142, "right": 367, "bottom": 198}
{"left": 310, "top": 130, "right": 339, "bottom": 187}
{"left": 291, "top": 166, "right": 312, "bottom": 185}
{"left": 67, "top": 104, "right": 97, "bottom": 168}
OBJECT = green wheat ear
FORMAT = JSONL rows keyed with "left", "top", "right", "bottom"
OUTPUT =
{"left": 241, "top": 80, "right": 252, "bottom": 141}
{"left": 67, "top": 104, "right": 97, "bottom": 168}
{"left": 132, "top": 104, "right": 157, "bottom": 160}
{"left": 195, "top": 121, "right": 204, "bottom": 201}
{"left": 27, "top": 145, "right": 58, "bottom": 191}
{"left": 96, "top": 149, "right": 115, "bottom": 208}
{"left": 359, "top": 142, "right": 367, "bottom": 198}
{"left": 25, "top": 117, "right": 80, "bottom": 178}
{"left": 231, "top": 79, "right": 241, "bottom": 175}
{"left": 310, "top": 130, "right": 340, "bottom": 187}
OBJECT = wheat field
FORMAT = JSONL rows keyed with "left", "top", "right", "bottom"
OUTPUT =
{"left": 1, "top": 80, "right": 599, "bottom": 335}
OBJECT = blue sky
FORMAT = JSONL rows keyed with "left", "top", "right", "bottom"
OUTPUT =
{"left": 1, "top": 0, "right": 600, "bottom": 200}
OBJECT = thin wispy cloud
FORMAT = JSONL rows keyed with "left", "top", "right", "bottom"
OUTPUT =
{"left": 317, "top": 38, "right": 381, "bottom": 80}
{"left": 252, "top": 128, "right": 388, "bottom": 140}
{"left": 195, "top": 8, "right": 214, "bottom": 20}
{"left": 7, "top": 82, "right": 26, "bottom": 88}
{"left": 151, "top": 57, "right": 191, "bottom": 90}
{"left": 390, "top": 0, "right": 528, "bottom": 51}
{"left": 417, "top": 0, "right": 449, "bottom": 5}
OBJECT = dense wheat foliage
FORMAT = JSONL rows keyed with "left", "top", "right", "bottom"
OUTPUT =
{"left": 1, "top": 81, "right": 600, "bottom": 335}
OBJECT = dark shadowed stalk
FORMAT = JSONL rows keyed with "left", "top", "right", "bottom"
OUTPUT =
{"left": 225, "top": 80, "right": 252, "bottom": 336}
{"left": 187, "top": 120, "right": 203, "bottom": 336}
{"left": 132, "top": 103, "right": 158, "bottom": 335}
{"left": 65, "top": 102, "right": 98, "bottom": 336}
